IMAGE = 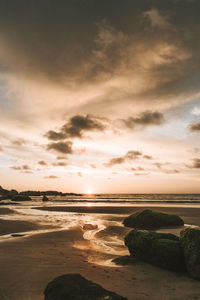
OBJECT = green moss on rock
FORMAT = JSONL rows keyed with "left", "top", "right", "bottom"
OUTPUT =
{"left": 125, "top": 230, "right": 185, "bottom": 272}
{"left": 180, "top": 228, "right": 200, "bottom": 280}
{"left": 123, "top": 209, "right": 184, "bottom": 230}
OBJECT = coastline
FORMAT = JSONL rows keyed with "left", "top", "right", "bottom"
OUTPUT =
{"left": 0, "top": 205, "right": 200, "bottom": 299}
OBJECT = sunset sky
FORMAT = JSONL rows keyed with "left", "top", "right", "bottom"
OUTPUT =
{"left": 0, "top": 0, "right": 200, "bottom": 193}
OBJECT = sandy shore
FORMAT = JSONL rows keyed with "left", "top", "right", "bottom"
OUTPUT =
{"left": 35, "top": 205, "right": 200, "bottom": 226}
{"left": 0, "top": 205, "right": 199, "bottom": 300}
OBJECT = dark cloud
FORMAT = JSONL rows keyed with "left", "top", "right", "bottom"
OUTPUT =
{"left": 104, "top": 157, "right": 125, "bottom": 167}
{"left": 47, "top": 141, "right": 73, "bottom": 154}
{"left": 62, "top": 115, "right": 105, "bottom": 138}
{"left": 0, "top": 0, "right": 200, "bottom": 105}
{"left": 143, "top": 155, "right": 153, "bottom": 160}
{"left": 38, "top": 160, "right": 47, "bottom": 166}
{"left": 45, "top": 131, "right": 66, "bottom": 141}
{"left": 52, "top": 162, "right": 67, "bottom": 167}
{"left": 131, "top": 167, "right": 145, "bottom": 171}
{"left": 104, "top": 149, "right": 149, "bottom": 167}
{"left": 46, "top": 115, "right": 106, "bottom": 140}
{"left": 44, "top": 175, "right": 59, "bottom": 179}
{"left": 188, "top": 158, "right": 200, "bottom": 168}
{"left": 153, "top": 162, "right": 170, "bottom": 169}
{"left": 10, "top": 165, "right": 31, "bottom": 171}
{"left": 57, "top": 156, "right": 67, "bottom": 160}
{"left": 123, "top": 111, "right": 165, "bottom": 129}
{"left": 189, "top": 122, "right": 200, "bottom": 132}
{"left": 125, "top": 151, "right": 142, "bottom": 159}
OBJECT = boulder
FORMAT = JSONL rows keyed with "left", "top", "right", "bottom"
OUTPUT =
{"left": 42, "top": 195, "right": 49, "bottom": 202}
{"left": 11, "top": 195, "right": 31, "bottom": 201}
{"left": 123, "top": 209, "right": 184, "bottom": 230}
{"left": 44, "top": 273, "right": 127, "bottom": 300}
{"left": 180, "top": 228, "right": 200, "bottom": 280}
{"left": 125, "top": 230, "right": 185, "bottom": 272}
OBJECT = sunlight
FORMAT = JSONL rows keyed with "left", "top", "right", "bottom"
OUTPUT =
{"left": 86, "top": 189, "right": 93, "bottom": 195}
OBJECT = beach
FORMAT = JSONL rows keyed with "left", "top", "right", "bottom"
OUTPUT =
{"left": 0, "top": 205, "right": 200, "bottom": 300}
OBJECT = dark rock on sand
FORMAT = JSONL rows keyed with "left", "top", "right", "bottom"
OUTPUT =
{"left": 11, "top": 195, "right": 31, "bottom": 201}
{"left": 42, "top": 195, "right": 49, "bottom": 202}
{"left": 44, "top": 273, "right": 127, "bottom": 300}
{"left": 11, "top": 234, "right": 25, "bottom": 237}
{"left": 82, "top": 224, "right": 98, "bottom": 230}
{"left": 123, "top": 209, "right": 184, "bottom": 230}
{"left": 125, "top": 230, "right": 185, "bottom": 272}
{"left": 112, "top": 255, "right": 137, "bottom": 266}
{"left": 180, "top": 228, "right": 200, "bottom": 280}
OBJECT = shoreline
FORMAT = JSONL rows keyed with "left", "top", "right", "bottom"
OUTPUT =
{"left": 0, "top": 225, "right": 199, "bottom": 300}
{"left": 0, "top": 205, "right": 200, "bottom": 299}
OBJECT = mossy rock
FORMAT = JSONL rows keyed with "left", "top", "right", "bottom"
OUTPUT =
{"left": 44, "top": 273, "right": 128, "bottom": 300}
{"left": 125, "top": 230, "right": 185, "bottom": 272}
{"left": 180, "top": 228, "right": 200, "bottom": 280}
{"left": 123, "top": 209, "right": 184, "bottom": 230}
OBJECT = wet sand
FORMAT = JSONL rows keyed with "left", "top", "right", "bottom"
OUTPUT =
{"left": 35, "top": 205, "right": 200, "bottom": 226}
{"left": 0, "top": 205, "right": 199, "bottom": 300}
{"left": 0, "top": 207, "right": 14, "bottom": 215}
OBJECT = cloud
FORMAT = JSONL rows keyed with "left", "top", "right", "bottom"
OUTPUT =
{"left": 44, "top": 175, "right": 59, "bottom": 179}
{"left": 143, "top": 155, "right": 153, "bottom": 160}
{"left": 104, "top": 150, "right": 149, "bottom": 167}
{"left": 38, "top": 160, "right": 47, "bottom": 166}
{"left": 47, "top": 141, "right": 73, "bottom": 154}
{"left": 125, "top": 151, "right": 142, "bottom": 159}
{"left": 104, "top": 157, "right": 125, "bottom": 167}
{"left": 12, "top": 138, "right": 27, "bottom": 146}
{"left": 10, "top": 165, "right": 31, "bottom": 172}
{"left": 143, "top": 8, "right": 171, "bottom": 30}
{"left": 164, "top": 169, "right": 180, "bottom": 174}
{"left": 123, "top": 111, "right": 165, "bottom": 129}
{"left": 0, "top": 0, "right": 199, "bottom": 110}
{"left": 188, "top": 158, "right": 200, "bottom": 168}
{"left": 189, "top": 122, "right": 200, "bottom": 131}
{"left": 46, "top": 115, "right": 106, "bottom": 140}
{"left": 45, "top": 131, "right": 66, "bottom": 141}
{"left": 52, "top": 162, "right": 67, "bottom": 167}
{"left": 131, "top": 167, "right": 145, "bottom": 171}
{"left": 191, "top": 106, "right": 200, "bottom": 116}
{"left": 90, "top": 164, "right": 96, "bottom": 168}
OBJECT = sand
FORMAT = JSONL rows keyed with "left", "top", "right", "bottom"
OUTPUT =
{"left": 0, "top": 205, "right": 199, "bottom": 300}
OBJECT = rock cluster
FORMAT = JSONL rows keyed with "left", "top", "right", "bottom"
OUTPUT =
{"left": 124, "top": 210, "right": 200, "bottom": 280}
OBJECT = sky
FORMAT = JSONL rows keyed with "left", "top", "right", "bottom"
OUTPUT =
{"left": 0, "top": 0, "right": 200, "bottom": 193}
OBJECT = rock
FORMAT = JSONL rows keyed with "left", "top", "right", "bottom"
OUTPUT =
{"left": 44, "top": 273, "right": 127, "bottom": 300}
{"left": 82, "top": 223, "right": 98, "bottom": 230}
{"left": 180, "top": 228, "right": 200, "bottom": 280}
{"left": 11, "top": 195, "right": 31, "bottom": 201}
{"left": 11, "top": 234, "right": 25, "bottom": 237}
{"left": 123, "top": 209, "right": 184, "bottom": 230}
{"left": 112, "top": 255, "right": 137, "bottom": 266}
{"left": 125, "top": 230, "right": 185, "bottom": 272}
{"left": 42, "top": 195, "right": 49, "bottom": 202}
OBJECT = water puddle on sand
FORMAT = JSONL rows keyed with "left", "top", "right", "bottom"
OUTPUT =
{"left": 0, "top": 205, "right": 129, "bottom": 267}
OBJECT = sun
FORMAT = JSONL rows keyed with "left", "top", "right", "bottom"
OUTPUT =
{"left": 86, "top": 189, "right": 93, "bottom": 195}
